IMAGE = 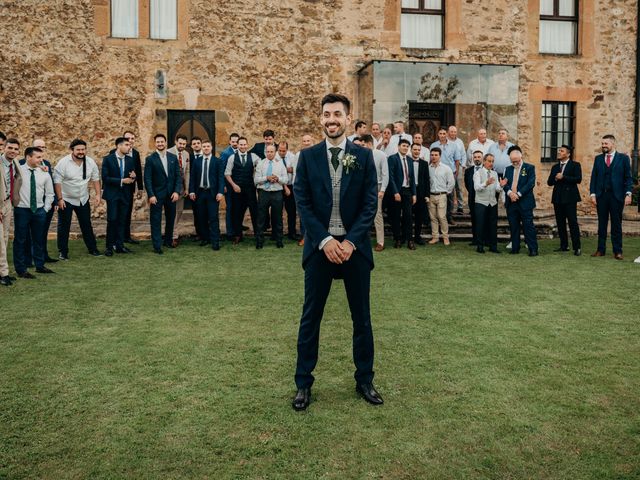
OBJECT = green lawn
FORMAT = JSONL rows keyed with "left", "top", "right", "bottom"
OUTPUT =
{"left": 1, "top": 237, "right": 640, "bottom": 479}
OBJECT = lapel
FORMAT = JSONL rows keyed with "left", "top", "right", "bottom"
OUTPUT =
{"left": 316, "top": 142, "right": 332, "bottom": 198}
{"left": 159, "top": 153, "right": 168, "bottom": 179}
{"left": 340, "top": 141, "right": 354, "bottom": 201}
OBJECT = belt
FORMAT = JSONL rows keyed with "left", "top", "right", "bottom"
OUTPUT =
{"left": 431, "top": 192, "right": 447, "bottom": 195}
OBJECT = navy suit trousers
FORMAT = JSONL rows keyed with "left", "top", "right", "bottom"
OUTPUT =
{"left": 506, "top": 202, "right": 538, "bottom": 253}
{"left": 13, "top": 207, "right": 46, "bottom": 273}
{"left": 596, "top": 191, "right": 624, "bottom": 254}
{"left": 295, "top": 249, "right": 375, "bottom": 389}
{"left": 149, "top": 196, "right": 176, "bottom": 250}
{"left": 106, "top": 197, "right": 130, "bottom": 250}
{"left": 196, "top": 189, "right": 221, "bottom": 246}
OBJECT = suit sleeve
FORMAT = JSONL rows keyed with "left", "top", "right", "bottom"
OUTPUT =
{"left": 217, "top": 158, "right": 225, "bottom": 196}
{"left": 464, "top": 168, "right": 474, "bottom": 192}
{"left": 589, "top": 158, "right": 599, "bottom": 196}
{"left": 293, "top": 150, "right": 331, "bottom": 246}
{"left": 387, "top": 156, "right": 398, "bottom": 195}
{"left": 135, "top": 152, "right": 143, "bottom": 190}
{"left": 188, "top": 158, "right": 197, "bottom": 195}
{"left": 144, "top": 157, "right": 155, "bottom": 198}
{"left": 345, "top": 150, "right": 378, "bottom": 247}
{"left": 410, "top": 164, "right": 416, "bottom": 196}
{"left": 547, "top": 165, "right": 557, "bottom": 186}
{"left": 102, "top": 157, "right": 121, "bottom": 187}
{"left": 623, "top": 155, "right": 633, "bottom": 193}
{"left": 562, "top": 162, "right": 582, "bottom": 184}
{"left": 173, "top": 159, "right": 182, "bottom": 194}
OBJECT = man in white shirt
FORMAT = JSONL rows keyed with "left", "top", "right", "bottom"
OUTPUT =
{"left": 371, "top": 123, "right": 383, "bottom": 150}
{"left": 466, "top": 128, "right": 495, "bottom": 168}
{"left": 473, "top": 153, "right": 502, "bottom": 253}
{"left": 487, "top": 128, "right": 514, "bottom": 177}
{"left": 53, "top": 139, "right": 102, "bottom": 260}
{"left": 1, "top": 138, "right": 21, "bottom": 259}
{"left": 167, "top": 134, "right": 189, "bottom": 247}
{"left": 427, "top": 147, "right": 455, "bottom": 246}
{"left": 362, "top": 134, "right": 388, "bottom": 251}
{"left": 347, "top": 120, "right": 368, "bottom": 142}
{"left": 254, "top": 144, "right": 288, "bottom": 249}
{"left": 277, "top": 142, "right": 298, "bottom": 240}
{"left": 386, "top": 121, "right": 413, "bottom": 156}
{"left": 447, "top": 125, "right": 466, "bottom": 214}
{"left": 13, "top": 146, "right": 55, "bottom": 277}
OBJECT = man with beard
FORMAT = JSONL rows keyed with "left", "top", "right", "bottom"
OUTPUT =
{"left": 589, "top": 135, "right": 633, "bottom": 259}
{"left": 219, "top": 133, "right": 239, "bottom": 240}
{"left": 251, "top": 129, "right": 277, "bottom": 159}
{"left": 225, "top": 137, "right": 259, "bottom": 244}
{"left": 53, "top": 139, "right": 102, "bottom": 260}
{"left": 167, "top": 134, "right": 189, "bottom": 247}
{"left": 465, "top": 150, "right": 484, "bottom": 246}
{"left": 292, "top": 93, "right": 381, "bottom": 411}
{"left": 255, "top": 144, "right": 288, "bottom": 249}
{"left": 277, "top": 141, "right": 298, "bottom": 240}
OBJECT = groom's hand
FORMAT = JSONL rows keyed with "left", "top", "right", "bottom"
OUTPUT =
{"left": 323, "top": 239, "right": 345, "bottom": 264}
{"left": 340, "top": 240, "right": 354, "bottom": 261}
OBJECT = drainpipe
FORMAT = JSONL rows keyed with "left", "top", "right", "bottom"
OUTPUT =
{"left": 634, "top": 2, "right": 640, "bottom": 210}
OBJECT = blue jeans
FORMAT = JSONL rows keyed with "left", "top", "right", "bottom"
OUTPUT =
{"left": 13, "top": 207, "right": 47, "bottom": 273}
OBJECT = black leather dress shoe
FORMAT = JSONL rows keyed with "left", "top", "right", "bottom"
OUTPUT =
{"left": 154, "top": 248, "right": 164, "bottom": 255}
{"left": 105, "top": 249, "right": 114, "bottom": 257}
{"left": 200, "top": 240, "right": 209, "bottom": 247}
{"left": 407, "top": 241, "right": 416, "bottom": 250}
{"left": 124, "top": 238, "right": 140, "bottom": 245}
{"left": 36, "top": 267, "right": 55, "bottom": 274}
{"left": 574, "top": 248, "right": 582, "bottom": 256}
{"left": 554, "top": 247, "right": 569, "bottom": 252}
{"left": 18, "top": 272, "right": 36, "bottom": 279}
{"left": 489, "top": 248, "right": 501, "bottom": 254}
{"left": 45, "top": 256, "right": 59, "bottom": 263}
{"left": 356, "top": 383, "right": 384, "bottom": 405}
{"left": 476, "top": 246, "right": 485, "bottom": 253}
{"left": 8, "top": 275, "right": 17, "bottom": 281}
{"left": 292, "top": 388, "right": 311, "bottom": 411}
{"left": 88, "top": 250, "right": 102, "bottom": 257}
{"left": 276, "top": 242, "right": 284, "bottom": 248}
{"left": 528, "top": 250, "right": 539, "bottom": 257}
{"left": 212, "top": 244, "right": 220, "bottom": 251}
{"left": 115, "top": 246, "right": 132, "bottom": 254}
{"left": 0, "top": 276, "right": 12, "bottom": 286}
{"left": 510, "top": 249, "right": 520, "bottom": 255}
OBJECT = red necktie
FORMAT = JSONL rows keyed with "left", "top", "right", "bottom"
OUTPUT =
{"left": 606, "top": 154, "right": 612, "bottom": 167}
{"left": 178, "top": 152, "right": 183, "bottom": 170}
{"left": 9, "top": 161, "right": 14, "bottom": 201}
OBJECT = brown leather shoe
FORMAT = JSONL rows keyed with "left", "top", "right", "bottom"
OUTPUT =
{"left": 614, "top": 253, "right": 624, "bottom": 260}
{"left": 394, "top": 240, "right": 402, "bottom": 249}
{"left": 428, "top": 238, "right": 439, "bottom": 245}
{"left": 172, "top": 239, "right": 179, "bottom": 248}
{"left": 407, "top": 241, "right": 416, "bottom": 250}
{"left": 297, "top": 239, "right": 305, "bottom": 246}
{"left": 374, "top": 243, "right": 384, "bottom": 252}
{"left": 443, "top": 238, "right": 451, "bottom": 246}
{"left": 233, "top": 236, "right": 241, "bottom": 245}
{"left": 591, "top": 251, "right": 605, "bottom": 257}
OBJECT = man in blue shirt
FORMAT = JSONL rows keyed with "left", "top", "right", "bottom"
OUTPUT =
{"left": 430, "top": 128, "right": 462, "bottom": 224}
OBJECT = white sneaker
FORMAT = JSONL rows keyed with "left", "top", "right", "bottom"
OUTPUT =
{"left": 506, "top": 242, "right": 512, "bottom": 250}
{"left": 634, "top": 256, "right": 640, "bottom": 264}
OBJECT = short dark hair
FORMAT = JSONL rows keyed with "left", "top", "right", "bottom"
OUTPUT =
{"left": 472, "top": 150, "right": 484, "bottom": 156}
{"left": 229, "top": 133, "right": 240, "bottom": 140}
{"left": 360, "top": 134, "right": 374, "bottom": 144}
{"left": 263, "top": 129, "right": 275, "bottom": 138}
{"left": 24, "top": 146, "right": 42, "bottom": 158}
{"left": 237, "top": 136, "right": 248, "bottom": 143}
{"left": 507, "top": 145, "right": 522, "bottom": 155}
{"left": 154, "top": 133, "right": 167, "bottom": 141}
{"left": 560, "top": 144, "right": 573, "bottom": 155}
{"left": 438, "top": 128, "right": 447, "bottom": 134}
{"left": 321, "top": 93, "right": 351, "bottom": 114}
{"left": 0, "top": 131, "right": 6, "bottom": 141}
{"left": 175, "top": 134, "right": 188, "bottom": 142}
{"left": 398, "top": 138, "right": 411, "bottom": 147}
{"left": 602, "top": 134, "right": 616, "bottom": 142}
{"left": 411, "top": 143, "right": 422, "bottom": 149}
{"left": 69, "top": 138, "right": 86, "bottom": 149}
{"left": 431, "top": 147, "right": 442, "bottom": 156}
{"left": 6, "top": 137, "right": 20, "bottom": 146}
{"left": 115, "top": 137, "right": 129, "bottom": 147}
{"left": 355, "top": 120, "right": 367, "bottom": 130}
{"left": 201, "top": 139, "right": 212, "bottom": 145}
{"left": 191, "top": 136, "right": 202, "bottom": 143}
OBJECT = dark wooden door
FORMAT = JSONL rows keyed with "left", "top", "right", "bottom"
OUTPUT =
{"left": 167, "top": 110, "right": 216, "bottom": 149}
{"left": 407, "top": 102, "right": 455, "bottom": 145}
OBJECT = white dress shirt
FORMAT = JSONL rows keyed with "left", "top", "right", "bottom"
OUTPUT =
{"left": 428, "top": 162, "right": 455, "bottom": 194}
{"left": 254, "top": 158, "right": 288, "bottom": 191}
{"left": 466, "top": 138, "right": 495, "bottom": 167}
{"left": 473, "top": 167, "right": 502, "bottom": 206}
{"left": 412, "top": 157, "right": 421, "bottom": 186}
{"left": 225, "top": 152, "right": 259, "bottom": 177}
{"left": 53, "top": 154, "right": 100, "bottom": 206}
{"left": 200, "top": 155, "right": 212, "bottom": 189}
{"left": 386, "top": 133, "right": 413, "bottom": 156}
{"left": 17, "top": 163, "right": 54, "bottom": 212}
{"left": 372, "top": 149, "right": 389, "bottom": 192}
{"left": 276, "top": 151, "right": 296, "bottom": 185}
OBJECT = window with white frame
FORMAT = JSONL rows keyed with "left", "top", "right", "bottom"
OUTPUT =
{"left": 111, "top": 0, "right": 139, "bottom": 38}
{"left": 401, "top": 0, "right": 444, "bottom": 50}
{"left": 539, "top": 0, "right": 578, "bottom": 54}
{"left": 150, "top": 0, "right": 178, "bottom": 40}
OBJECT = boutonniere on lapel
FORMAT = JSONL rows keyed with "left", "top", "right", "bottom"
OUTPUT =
{"left": 342, "top": 153, "right": 360, "bottom": 174}
{"left": 520, "top": 167, "right": 527, "bottom": 177}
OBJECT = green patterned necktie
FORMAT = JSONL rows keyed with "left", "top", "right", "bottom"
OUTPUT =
{"left": 329, "top": 147, "right": 341, "bottom": 171}
{"left": 30, "top": 169, "right": 37, "bottom": 213}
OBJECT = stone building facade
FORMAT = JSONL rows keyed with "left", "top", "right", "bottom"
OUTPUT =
{"left": 0, "top": 0, "right": 637, "bottom": 215}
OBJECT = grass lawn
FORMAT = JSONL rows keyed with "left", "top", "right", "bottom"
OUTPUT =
{"left": 1, "top": 236, "right": 640, "bottom": 479}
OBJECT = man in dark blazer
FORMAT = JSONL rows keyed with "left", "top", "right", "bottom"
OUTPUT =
{"left": 188, "top": 140, "right": 225, "bottom": 250}
{"left": 292, "top": 93, "right": 381, "bottom": 411}
{"left": 499, "top": 145, "right": 538, "bottom": 256}
{"left": 410, "top": 143, "right": 430, "bottom": 245}
{"left": 110, "top": 132, "right": 143, "bottom": 244}
{"left": 250, "top": 129, "right": 277, "bottom": 160}
{"left": 465, "top": 150, "right": 484, "bottom": 246}
{"left": 547, "top": 144, "right": 582, "bottom": 255}
{"left": 103, "top": 137, "right": 137, "bottom": 256}
{"left": 143, "top": 133, "right": 182, "bottom": 254}
{"left": 387, "top": 138, "right": 417, "bottom": 249}
{"left": 589, "top": 134, "right": 633, "bottom": 260}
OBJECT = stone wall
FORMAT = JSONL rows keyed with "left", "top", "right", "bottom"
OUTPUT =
{"left": 0, "top": 0, "right": 636, "bottom": 215}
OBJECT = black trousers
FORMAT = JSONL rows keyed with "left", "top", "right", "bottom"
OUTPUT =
{"left": 57, "top": 201, "right": 98, "bottom": 256}
{"left": 554, "top": 202, "right": 581, "bottom": 250}
{"left": 446, "top": 192, "right": 454, "bottom": 223}
{"left": 390, "top": 187, "right": 413, "bottom": 242}
{"left": 124, "top": 188, "right": 135, "bottom": 240}
{"left": 295, "top": 249, "right": 374, "bottom": 389}
{"left": 196, "top": 189, "right": 221, "bottom": 246}
{"left": 256, "top": 190, "right": 283, "bottom": 244}
{"left": 468, "top": 193, "right": 478, "bottom": 243}
{"left": 412, "top": 197, "right": 428, "bottom": 240}
{"left": 283, "top": 188, "right": 297, "bottom": 238}
{"left": 149, "top": 196, "right": 176, "bottom": 250}
{"left": 106, "top": 197, "right": 130, "bottom": 250}
{"left": 13, "top": 207, "right": 46, "bottom": 274}
{"left": 231, "top": 186, "right": 257, "bottom": 238}
{"left": 506, "top": 203, "right": 538, "bottom": 253}
{"left": 475, "top": 202, "right": 498, "bottom": 250}
{"left": 596, "top": 191, "right": 624, "bottom": 254}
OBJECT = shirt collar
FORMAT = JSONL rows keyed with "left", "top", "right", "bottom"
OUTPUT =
{"left": 325, "top": 138, "right": 347, "bottom": 154}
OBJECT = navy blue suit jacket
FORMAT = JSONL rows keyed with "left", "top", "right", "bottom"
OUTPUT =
{"left": 143, "top": 151, "right": 182, "bottom": 200}
{"left": 294, "top": 140, "right": 378, "bottom": 270}
{"left": 504, "top": 162, "right": 536, "bottom": 211}
{"left": 387, "top": 153, "right": 417, "bottom": 196}
{"left": 188, "top": 155, "right": 225, "bottom": 196}
{"left": 102, "top": 153, "right": 136, "bottom": 202}
{"left": 547, "top": 160, "right": 582, "bottom": 204}
{"left": 589, "top": 152, "right": 633, "bottom": 203}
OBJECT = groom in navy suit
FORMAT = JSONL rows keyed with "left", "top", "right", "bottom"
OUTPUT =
{"left": 500, "top": 145, "right": 538, "bottom": 256}
{"left": 589, "top": 134, "right": 633, "bottom": 259}
{"left": 292, "top": 93, "right": 381, "bottom": 411}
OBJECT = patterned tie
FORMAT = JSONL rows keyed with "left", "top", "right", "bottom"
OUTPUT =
{"left": 329, "top": 147, "right": 341, "bottom": 171}
{"left": 203, "top": 157, "right": 209, "bottom": 188}
{"left": 606, "top": 154, "right": 612, "bottom": 167}
{"left": 178, "top": 152, "right": 183, "bottom": 170}
{"left": 29, "top": 169, "right": 37, "bottom": 213}
{"left": 241, "top": 154, "right": 246, "bottom": 166}
{"left": 402, "top": 156, "right": 409, "bottom": 186}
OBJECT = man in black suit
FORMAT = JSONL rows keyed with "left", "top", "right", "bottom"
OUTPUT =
{"left": 250, "top": 129, "right": 277, "bottom": 160}
{"left": 589, "top": 134, "right": 633, "bottom": 260}
{"left": 143, "top": 133, "right": 182, "bottom": 254}
{"left": 122, "top": 131, "right": 143, "bottom": 244}
{"left": 547, "top": 144, "right": 582, "bottom": 256}
{"left": 410, "top": 142, "right": 430, "bottom": 245}
{"left": 188, "top": 140, "right": 225, "bottom": 250}
{"left": 102, "top": 137, "right": 137, "bottom": 256}
{"left": 465, "top": 150, "right": 484, "bottom": 247}
{"left": 292, "top": 94, "right": 380, "bottom": 411}
{"left": 387, "top": 138, "right": 417, "bottom": 249}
